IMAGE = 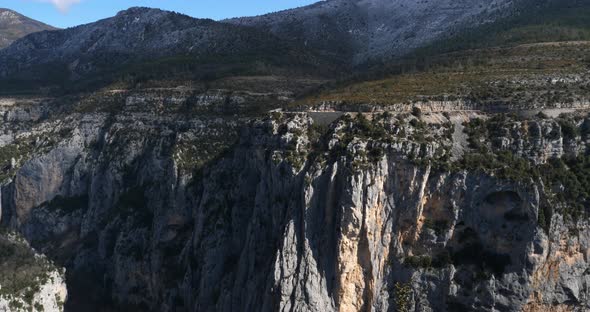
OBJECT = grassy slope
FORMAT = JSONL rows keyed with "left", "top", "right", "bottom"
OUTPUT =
{"left": 295, "top": 1, "right": 590, "bottom": 107}
{"left": 297, "top": 42, "right": 590, "bottom": 106}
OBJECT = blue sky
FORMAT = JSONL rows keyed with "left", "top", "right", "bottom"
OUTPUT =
{"left": 1, "top": 0, "right": 319, "bottom": 28}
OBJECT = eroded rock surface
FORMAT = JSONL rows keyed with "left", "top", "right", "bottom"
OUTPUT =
{"left": 1, "top": 95, "right": 588, "bottom": 311}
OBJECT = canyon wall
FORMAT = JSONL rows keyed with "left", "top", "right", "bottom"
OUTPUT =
{"left": 0, "top": 93, "right": 589, "bottom": 311}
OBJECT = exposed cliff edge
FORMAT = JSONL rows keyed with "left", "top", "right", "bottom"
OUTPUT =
{"left": 1, "top": 92, "right": 588, "bottom": 311}
{"left": 0, "top": 231, "right": 66, "bottom": 312}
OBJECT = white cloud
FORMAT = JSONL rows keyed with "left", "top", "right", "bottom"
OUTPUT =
{"left": 42, "top": 0, "right": 81, "bottom": 13}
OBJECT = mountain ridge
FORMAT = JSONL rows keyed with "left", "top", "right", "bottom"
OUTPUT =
{"left": 0, "top": 6, "right": 333, "bottom": 94}
{"left": 226, "top": 0, "right": 516, "bottom": 64}
{"left": 2, "top": 0, "right": 588, "bottom": 95}
{"left": 0, "top": 1, "right": 525, "bottom": 94}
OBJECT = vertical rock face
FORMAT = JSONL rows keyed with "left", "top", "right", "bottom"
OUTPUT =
{"left": 1, "top": 101, "right": 589, "bottom": 311}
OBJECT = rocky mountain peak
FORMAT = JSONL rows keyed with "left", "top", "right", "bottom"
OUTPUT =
{"left": 112, "top": 6, "right": 188, "bottom": 22}
{"left": 0, "top": 8, "right": 55, "bottom": 49}
{"left": 116, "top": 6, "right": 160, "bottom": 15}
{"left": 0, "top": 8, "right": 21, "bottom": 23}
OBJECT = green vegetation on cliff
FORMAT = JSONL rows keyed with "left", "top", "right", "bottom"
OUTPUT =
{"left": 454, "top": 115, "right": 589, "bottom": 226}
{"left": 0, "top": 230, "right": 61, "bottom": 309}
{"left": 296, "top": 42, "right": 590, "bottom": 107}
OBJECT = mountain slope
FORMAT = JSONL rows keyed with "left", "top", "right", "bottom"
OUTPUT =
{"left": 0, "top": 8, "right": 55, "bottom": 49}
{"left": 0, "top": 7, "right": 332, "bottom": 94}
{"left": 295, "top": 41, "right": 590, "bottom": 110}
{"left": 227, "top": 0, "right": 516, "bottom": 64}
{"left": 0, "top": 0, "right": 543, "bottom": 95}
{"left": 3, "top": 1, "right": 582, "bottom": 95}
{"left": 288, "top": 0, "right": 590, "bottom": 110}
{"left": 414, "top": 0, "right": 590, "bottom": 56}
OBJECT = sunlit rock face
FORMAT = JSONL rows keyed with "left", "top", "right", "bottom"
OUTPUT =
{"left": 1, "top": 99, "right": 588, "bottom": 311}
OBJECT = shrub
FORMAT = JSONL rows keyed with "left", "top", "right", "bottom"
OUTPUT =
{"left": 581, "top": 119, "right": 590, "bottom": 139}
{"left": 404, "top": 255, "right": 432, "bottom": 269}
{"left": 558, "top": 119, "right": 580, "bottom": 140}
{"left": 394, "top": 282, "right": 412, "bottom": 312}
{"left": 411, "top": 106, "right": 422, "bottom": 118}
{"left": 432, "top": 251, "right": 452, "bottom": 267}
{"left": 424, "top": 219, "right": 449, "bottom": 236}
{"left": 540, "top": 155, "right": 590, "bottom": 221}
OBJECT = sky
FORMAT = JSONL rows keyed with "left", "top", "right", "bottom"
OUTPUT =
{"left": 1, "top": 0, "right": 319, "bottom": 28}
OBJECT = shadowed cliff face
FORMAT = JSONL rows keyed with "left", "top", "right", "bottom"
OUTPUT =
{"left": 1, "top": 95, "right": 588, "bottom": 311}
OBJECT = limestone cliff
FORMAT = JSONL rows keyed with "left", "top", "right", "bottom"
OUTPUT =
{"left": 0, "top": 91, "right": 588, "bottom": 311}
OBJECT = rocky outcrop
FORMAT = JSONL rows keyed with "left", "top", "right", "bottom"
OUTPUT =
{"left": 293, "top": 99, "right": 590, "bottom": 114}
{"left": 1, "top": 100, "right": 588, "bottom": 311}
{"left": 0, "top": 231, "right": 66, "bottom": 312}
